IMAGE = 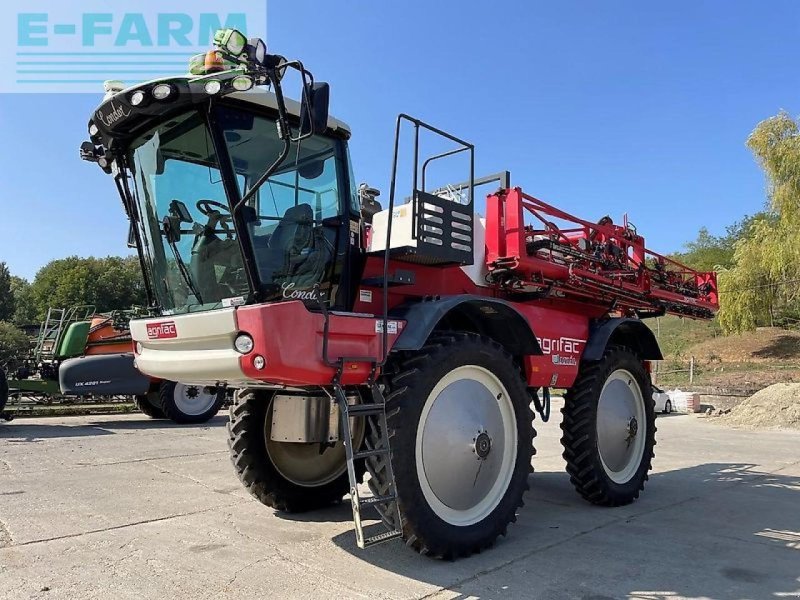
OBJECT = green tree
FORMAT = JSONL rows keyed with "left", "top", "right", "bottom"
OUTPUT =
{"left": 672, "top": 215, "right": 762, "bottom": 272}
{"left": 0, "top": 321, "right": 30, "bottom": 366}
{"left": 718, "top": 112, "right": 800, "bottom": 333}
{"left": 0, "top": 262, "right": 14, "bottom": 321}
{"left": 30, "top": 256, "right": 146, "bottom": 318}
{"left": 10, "top": 276, "right": 36, "bottom": 326}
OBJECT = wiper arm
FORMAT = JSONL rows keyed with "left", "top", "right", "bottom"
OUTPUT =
{"left": 163, "top": 230, "right": 204, "bottom": 305}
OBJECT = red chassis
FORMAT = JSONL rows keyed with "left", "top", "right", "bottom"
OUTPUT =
{"left": 230, "top": 186, "right": 717, "bottom": 391}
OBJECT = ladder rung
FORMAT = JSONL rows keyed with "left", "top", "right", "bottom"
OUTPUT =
{"left": 353, "top": 447, "right": 389, "bottom": 460}
{"left": 358, "top": 493, "right": 396, "bottom": 507}
{"left": 362, "top": 529, "right": 403, "bottom": 548}
{"left": 346, "top": 404, "right": 385, "bottom": 417}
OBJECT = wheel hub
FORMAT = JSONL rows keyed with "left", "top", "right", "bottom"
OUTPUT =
{"left": 625, "top": 416, "right": 638, "bottom": 445}
{"left": 473, "top": 431, "right": 492, "bottom": 459}
{"left": 172, "top": 383, "right": 218, "bottom": 416}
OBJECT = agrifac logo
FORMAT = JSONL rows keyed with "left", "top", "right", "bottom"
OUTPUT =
{"left": 146, "top": 321, "right": 177, "bottom": 340}
{"left": 1, "top": 0, "right": 266, "bottom": 93}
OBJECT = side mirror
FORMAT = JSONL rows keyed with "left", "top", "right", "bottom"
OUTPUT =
{"left": 127, "top": 223, "right": 137, "bottom": 249}
{"left": 300, "top": 82, "right": 330, "bottom": 136}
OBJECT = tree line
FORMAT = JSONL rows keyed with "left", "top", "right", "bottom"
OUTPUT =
{"left": 0, "top": 256, "right": 146, "bottom": 363}
{"left": 673, "top": 111, "right": 800, "bottom": 334}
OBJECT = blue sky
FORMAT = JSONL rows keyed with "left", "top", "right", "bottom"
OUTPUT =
{"left": 1, "top": 1, "right": 798, "bottom": 280}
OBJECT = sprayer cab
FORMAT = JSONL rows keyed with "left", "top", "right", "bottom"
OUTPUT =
{"left": 81, "top": 30, "right": 369, "bottom": 319}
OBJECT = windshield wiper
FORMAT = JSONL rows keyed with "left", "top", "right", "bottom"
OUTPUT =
{"left": 163, "top": 228, "right": 204, "bottom": 305}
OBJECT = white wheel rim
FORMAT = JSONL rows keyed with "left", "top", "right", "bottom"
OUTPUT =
{"left": 416, "top": 365, "right": 518, "bottom": 526}
{"left": 172, "top": 383, "right": 218, "bottom": 416}
{"left": 596, "top": 369, "right": 647, "bottom": 484}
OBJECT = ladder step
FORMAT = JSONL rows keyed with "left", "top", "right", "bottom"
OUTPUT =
{"left": 362, "top": 529, "right": 403, "bottom": 548}
{"left": 358, "top": 493, "right": 396, "bottom": 507}
{"left": 353, "top": 447, "right": 389, "bottom": 460}
{"left": 346, "top": 403, "right": 385, "bottom": 417}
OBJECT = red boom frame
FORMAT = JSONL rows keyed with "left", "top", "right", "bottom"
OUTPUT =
{"left": 485, "top": 188, "right": 718, "bottom": 319}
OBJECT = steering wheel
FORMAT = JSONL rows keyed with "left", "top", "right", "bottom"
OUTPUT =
{"left": 196, "top": 199, "right": 233, "bottom": 238}
{"left": 196, "top": 199, "right": 231, "bottom": 217}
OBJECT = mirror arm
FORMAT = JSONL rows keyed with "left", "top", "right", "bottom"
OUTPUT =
{"left": 233, "top": 64, "right": 295, "bottom": 213}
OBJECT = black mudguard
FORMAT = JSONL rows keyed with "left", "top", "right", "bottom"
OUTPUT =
{"left": 59, "top": 353, "right": 151, "bottom": 396}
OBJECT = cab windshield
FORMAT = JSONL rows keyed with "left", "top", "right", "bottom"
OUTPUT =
{"left": 126, "top": 105, "right": 349, "bottom": 314}
{"left": 216, "top": 106, "right": 348, "bottom": 303}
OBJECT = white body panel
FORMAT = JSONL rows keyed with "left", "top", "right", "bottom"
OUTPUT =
{"left": 368, "top": 203, "right": 489, "bottom": 288}
{"left": 131, "top": 308, "right": 247, "bottom": 386}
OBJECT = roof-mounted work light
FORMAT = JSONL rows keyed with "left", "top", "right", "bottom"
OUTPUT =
{"left": 213, "top": 28, "right": 248, "bottom": 57}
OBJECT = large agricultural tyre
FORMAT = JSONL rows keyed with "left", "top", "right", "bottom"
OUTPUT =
{"left": 134, "top": 392, "right": 165, "bottom": 419}
{"left": 561, "top": 345, "right": 656, "bottom": 506}
{"left": 158, "top": 381, "right": 225, "bottom": 424}
{"left": 227, "top": 389, "right": 366, "bottom": 512}
{"left": 367, "top": 332, "right": 535, "bottom": 559}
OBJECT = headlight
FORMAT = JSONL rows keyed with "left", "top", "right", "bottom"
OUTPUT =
{"left": 247, "top": 38, "right": 267, "bottom": 65}
{"left": 214, "top": 28, "right": 247, "bottom": 56}
{"left": 130, "top": 90, "right": 145, "bottom": 106}
{"left": 88, "top": 123, "right": 98, "bottom": 136}
{"left": 135, "top": 342, "right": 143, "bottom": 354}
{"left": 232, "top": 75, "right": 253, "bottom": 92}
{"left": 204, "top": 80, "right": 222, "bottom": 95}
{"left": 234, "top": 333, "right": 254, "bottom": 354}
{"left": 152, "top": 84, "right": 173, "bottom": 100}
{"left": 253, "top": 355, "right": 266, "bottom": 370}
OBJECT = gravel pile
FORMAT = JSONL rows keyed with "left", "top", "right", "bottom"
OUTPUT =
{"left": 719, "top": 383, "right": 800, "bottom": 429}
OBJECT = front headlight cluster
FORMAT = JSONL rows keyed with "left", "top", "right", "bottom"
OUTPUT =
{"left": 201, "top": 74, "right": 254, "bottom": 96}
{"left": 127, "top": 83, "right": 174, "bottom": 107}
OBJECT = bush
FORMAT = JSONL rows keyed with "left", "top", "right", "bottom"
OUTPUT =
{"left": 0, "top": 321, "right": 30, "bottom": 365}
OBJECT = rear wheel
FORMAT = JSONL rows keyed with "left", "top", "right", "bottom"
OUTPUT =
{"left": 227, "top": 390, "right": 365, "bottom": 512}
{"left": 159, "top": 381, "right": 224, "bottom": 424}
{"left": 134, "top": 392, "right": 165, "bottom": 419}
{"left": 367, "top": 332, "right": 534, "bottom": 559}
{"left": 561, "top": 346, "right": 656, "bottom": 506}
{"left": 664, "top": 400, "right": 672, "bottom": 415}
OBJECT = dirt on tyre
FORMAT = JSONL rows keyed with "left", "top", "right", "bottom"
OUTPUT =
{"left": 367, "top": 332, "right": 535, "bottom": 559}
{"left": 561, "top": 345, "right": 656, "bottom": 506}
{"left": 134, "top": 392, "right": 165, "bottom": 419}
{"left": 227, "top": 389, "right": 365, "bottom": 512}
{"left": 158, "top": 381, "right": 224, "bottom": 424}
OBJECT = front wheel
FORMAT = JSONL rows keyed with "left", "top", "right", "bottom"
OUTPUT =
{"left": 227, "top": 390, "right": 365, "bottom": 512}
{"left": 368, "top": 332, "right": 535, "bottom": 559}
{"left": 561, "top": 346, "right": 656, "bottom": 506}
{"left": 158, "top": 381, "right": 224, "bottom": 424}
{"left": 664, "top": 400, "right": 672, "bottom": 415}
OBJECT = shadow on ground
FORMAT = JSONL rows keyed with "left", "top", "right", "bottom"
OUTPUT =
{"left": 0, "top": 414, "right": 227, "bottom": 441}
{"left": 751, "top": 334, "right": 800, "bottom": 360}
{"left": 329, "top": 463, "right": 800, "bottom": 599}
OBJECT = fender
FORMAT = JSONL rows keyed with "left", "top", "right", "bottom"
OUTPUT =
{"left": 582, "top": 318, "right": 663, "bottom": 362}
{"left": 390, "top": 295, "right": 542, "bottom": 356}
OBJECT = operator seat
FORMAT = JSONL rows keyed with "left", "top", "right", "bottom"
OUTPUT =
{"left": 259, "top": 203, "right": 330, "bottom": 292}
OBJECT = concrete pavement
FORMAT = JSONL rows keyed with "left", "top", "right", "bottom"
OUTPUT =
{"left": 1, "top": 402, "right": 798, "bottom": 599}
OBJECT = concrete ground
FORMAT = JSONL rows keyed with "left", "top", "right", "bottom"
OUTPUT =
{"left": 1, "top": 402, "right": 799, "bottom": 600}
